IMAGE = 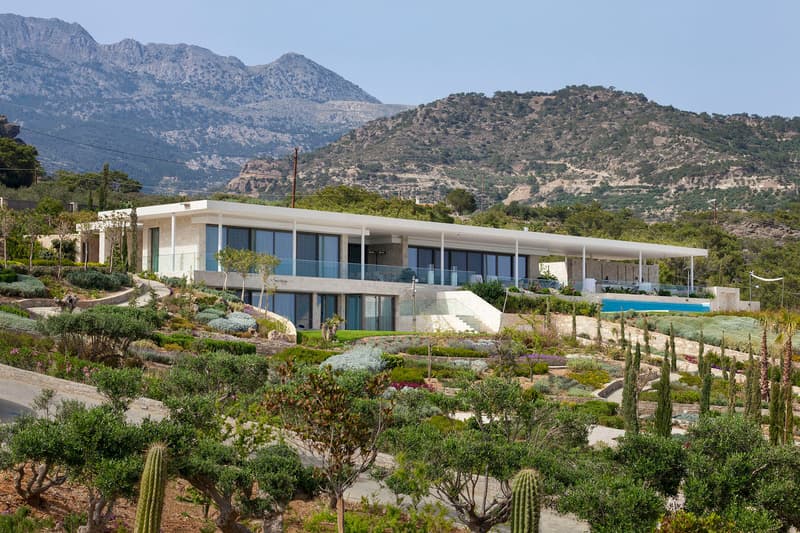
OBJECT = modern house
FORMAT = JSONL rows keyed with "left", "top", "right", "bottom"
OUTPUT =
{"left": 84, "top": 200, "right": 729, "bottom": 333}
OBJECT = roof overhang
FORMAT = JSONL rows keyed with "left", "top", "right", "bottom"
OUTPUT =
{"left": 96, "top": 200, "right": 708, "bottom": 261}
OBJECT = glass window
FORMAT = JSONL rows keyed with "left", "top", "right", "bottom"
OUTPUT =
{"left": 408, "top": 247, "right": 417, "bottom": 269}
{"left": 379, "top": 296, "right": 393, "bottom": 331}
{"left": 363, "top": 295, "right": 379, "bottom": 330}
{"left": 296, "top": 233, "right": 316, "bottom": 277}
{"left": 485, "top": 254, "right": 497, "bottom": 278}
{"left": 295, "top": 294, "right": 311, "bottom": 330}
{"left": 150, "top": 227, "right": 160, "bottom": 272}
{"left": 467, "top": 252, "right": 482, "bottom": 276}
{"left": 250, "top": 290, "right": 269, "bottom": 310}
{"left": 271, "top": 293, "right": 295, "bottom": 324}
{"left": 497, "top": 255, "right": 512, "bottom": 279}
{"left": 205, "top": 225, "right": 218, "bottom": 271}
{"left": 318, "top": 294, "right": 338, "bottom": 323}
{"left": 274, "top": 231, "right": 292, "bottom": 275}
{"left": 226, "top": 227, "right": 250, "bottom": 250}
{"left": 254, "top": 230, "right": 273, "bottom": 255}
{"left": 346, "top": 294, "right": 362, "bottom": 330}
{"left": 517, "top": 256, "right": 528, "bottom": 281}
{"left": 319, "top": 235, "right": 339, "bottom": 278}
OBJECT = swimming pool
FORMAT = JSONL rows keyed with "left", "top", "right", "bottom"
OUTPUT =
{"left": 601, "top": 299, "right": 710, "bottom": 313}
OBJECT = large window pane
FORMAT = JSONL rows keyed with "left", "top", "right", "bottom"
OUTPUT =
{"left": 320, "top": 235, "right": 339, "bottom": 278}
{"left": 319, "top": 294, "right": 338, "bottom": 322}
{"left": 271, "top": 293, "right": 295, "bottom": 324}
{"left": 297, "top": 233, "right": 316, "bottom": 277}
{"left": 485, "top": 254, "right": 497, "bottom": 278}
{"left": 254, "top": 230, "right": 273, "bottom": 255}
{"left": 226, "top": 227, "right": 250, "bottom": 250}
{"left": 408, "top": 247, "right": 417, "bottom": 269}
{"left": 274, "top": 232, "right": 292, "bottom": 275}
{"left": 517, "top": 256, "right": 528, "bottom": 281}
{"left": 498, "top": 255, "right": 512, "bottom": 279}
{"left": 467, "top": 252, "right": 482, "bottom": 277}
{"left": 205, "top": 225, "right": 217, "bottom": 271}
{"left": 295, "top": 294, "right": 311, "bottom": 330}
{"left": 363, "top": 295, "right": 379, "bottom": 331}
{"left": 346, "top": 295, "right": 362, "bottom": 330}
{"left": 379, "top": 296, "right": 393, "bottom": 331}
{"left": 150, "top": 227, "right": 160, "bottom": 272}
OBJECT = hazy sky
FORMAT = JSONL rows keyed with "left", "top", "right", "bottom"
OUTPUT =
{"left": 10, "top": 1, "right": 800, "bottom": 116}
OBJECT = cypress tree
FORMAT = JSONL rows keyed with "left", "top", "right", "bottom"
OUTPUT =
{"left": 622, "top": 343, "right": 638, "bottom": 434}
{"left": 669, "top": 322, "right": 677, "bottom": 371}
{"left": 120, "top": 222, "right": 129, "bottom": 272}
{"left": 698, "top": 331, "right": 711, "bottom": 415}
{"left": 783, "top": 337, "right": 794, "bottom": 444}
{"left": 643, "top": 315, "right": 651, "bottom": 360}
{"left": 769, "top": 378, "right": 784, "bottom": 445}
{"left": 619, "top": 312, "right": 626, "bottom": 349}
{"left": 721, "top": 333, "right": 728, "bottom": 381}
{"left": 595, "top": 310, "right": 602, "bottom": 349}
{"left": 760, "top": 325, "right": 770, "bottom": 401}
{"left": 571, "top": 303, "right": 577, "bottom": 341}
{"left": 727, "top": 357, "right": 737, "bottom": 415}
{"left": 88, "top": 190, "right": 94, "bottom": 211}
{"left": 130, "top": 207, "right": 138, "bottom": 272}
{"left": 744, "top": 340, "right": 756, "bottom": 419}
{"left": 654, "top": 348, "right": 673, "bottom": 438}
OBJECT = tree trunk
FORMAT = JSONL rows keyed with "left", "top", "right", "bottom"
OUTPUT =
{"left": 262, "top": 512, "right": 284, "bottom": 533}
{"left": 336, "top": 494, "right": 345, "bottom": 533}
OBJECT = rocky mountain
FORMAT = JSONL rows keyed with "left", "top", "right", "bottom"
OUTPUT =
{"left": 228, "top": 87, "right": 800, "bottom": 217}
{"left": 0, "top": 14, "right": 407, "bottom": 190}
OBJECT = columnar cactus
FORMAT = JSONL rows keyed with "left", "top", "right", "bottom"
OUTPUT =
{"left": 134, "top": 442, "right": 168, "bottom": 533}
{"left": 511, "top": 468, "right": 542, "bottom": 533}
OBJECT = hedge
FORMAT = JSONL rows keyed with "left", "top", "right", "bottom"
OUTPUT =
{"left": 0, "top": 269, "right": 17, "bottom": 283}
{"left": 390, "top": 366, "right": 426, "bottom": 384}
{"left": 197, "top": 338, "right": 256, "bottom": 355}
{"left": 273, "top": 346, "right": 336, "bottom": 365}
{"left": 0, "top": 274, "right": 47, "bottom": 298}
{"left": 66, "top": 269, "right": 132, "bottom": 291}
{"left": 405, "top": 345, "right": 487, "bottom": 358}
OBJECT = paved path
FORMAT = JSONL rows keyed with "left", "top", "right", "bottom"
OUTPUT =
{"left": 119, "top": 276, "right": 171, "bottom": 307}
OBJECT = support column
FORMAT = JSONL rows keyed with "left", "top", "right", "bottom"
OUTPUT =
{"left": 360, "top": 226, "right": 365, "bottom": 281}
{"left": 216, "top": 216, "right": 223, "bottom": 272}
{"left": 514, "top": 240, "right": 519, "bottom": 288}
{"left": 98, "top": 230, "right": 106, "bottom": 265}
{"left": 638, "top": 251, "right": 643, "bottom": 284}
{"left": 690, "top": 256, "right": 694, "bottom": 293}
{"left": 170, "top": 214, "right": 176, "bottom": 273}
{"left": 440, "top": 232, "right": 445, "bottom": 286}
{"left": 292, "top": 221, "right": 297, "bottom": 276}
{"left": 581, "top": 246, "right": 586, "bottom": 287}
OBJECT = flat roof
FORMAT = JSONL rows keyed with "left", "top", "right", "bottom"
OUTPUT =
{"left": 101, "top": 200, "right": 708, "bottom": 260}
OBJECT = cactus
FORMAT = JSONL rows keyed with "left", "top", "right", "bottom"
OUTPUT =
{"left": 134, "top": 442, "right": 168, "bottom": 533}
{"left": 511, "top": 469, "right": 541, "bottom": 533}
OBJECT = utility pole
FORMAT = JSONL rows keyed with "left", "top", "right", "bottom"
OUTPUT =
{"left": 291, "top": 147, "right": 298, "bottom": 208}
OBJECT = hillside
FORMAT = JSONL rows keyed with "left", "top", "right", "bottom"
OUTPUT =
{"left": 0, "top": 14, "right": 407, "bottom": 190}
{"left": 228, "top": 86, "right": 800, "bottom": 217}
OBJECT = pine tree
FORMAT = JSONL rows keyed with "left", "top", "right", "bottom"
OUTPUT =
{"left": 654, "top": 348, "right": 673, "bottom": 438}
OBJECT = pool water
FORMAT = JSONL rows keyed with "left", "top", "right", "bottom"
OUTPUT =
{"left": 602, "top": 299, "right": 710, "bottom": 313}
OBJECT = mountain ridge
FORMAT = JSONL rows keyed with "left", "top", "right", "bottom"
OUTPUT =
{"left": 0, "top": 13, "right": 405, "bottom": 189}
{"left": 227, "top": 86, "right": 800, "bottom": 217}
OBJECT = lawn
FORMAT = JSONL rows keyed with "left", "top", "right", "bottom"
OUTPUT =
{"left": 299, "top": 329, "right": 417, "bottom": 344}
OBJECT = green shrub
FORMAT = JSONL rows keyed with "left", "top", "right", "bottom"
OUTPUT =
{"left": 568, "top": 369, "right": 611, "bottom": 390}
{"left": 0, "top": 268, "right": 18, "bottom": 283}
{"left": 574, "top": 400, "right": 618, "bottom": 418}
{"left": 616, "top": 433, "right": 687, "bottom": 496}
{"left": 256, "top": 317, "right": 286, "bottom": 335}
{"left": 196, "top": 308, "right": 225, "bottom": 323}
{"left": 197, "top": 338, "right": 256, "bottom": 355}
{"left": 405, "top": 345, "right": 486, "bottom": 358}
{"left": 0, "top": 310, "right": 39, "bottom": 333}
{"left": 0, "top": 274, "right": 47, "bottom": 297}
{"left": 426, "top": 415, "right": 466, "bottom": 433}
{"left": 273, "top": 346, "right": 336, "bottom": 365}
{"left": 66, "top": 269, "right": 132, "bottom": 291}
{"left": 0, "top": 506, "right": 54, "bottom": 531}
{"left": 598, "top": 415, "right": 625, "bottom": 429}
{"left": 381, "top": 353, "right": 405, "bottom": 369}
{"left": 0, "top": 303, "right": 29, "bottom": 317}
{"left": 390, "top": 366, "right": 426, "bottom": 384}
{"left": 151, "top": 332, "right": 195, "bottom": 349}
{"left": 567, "top": 357, "right": 601, "bottom": 371}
